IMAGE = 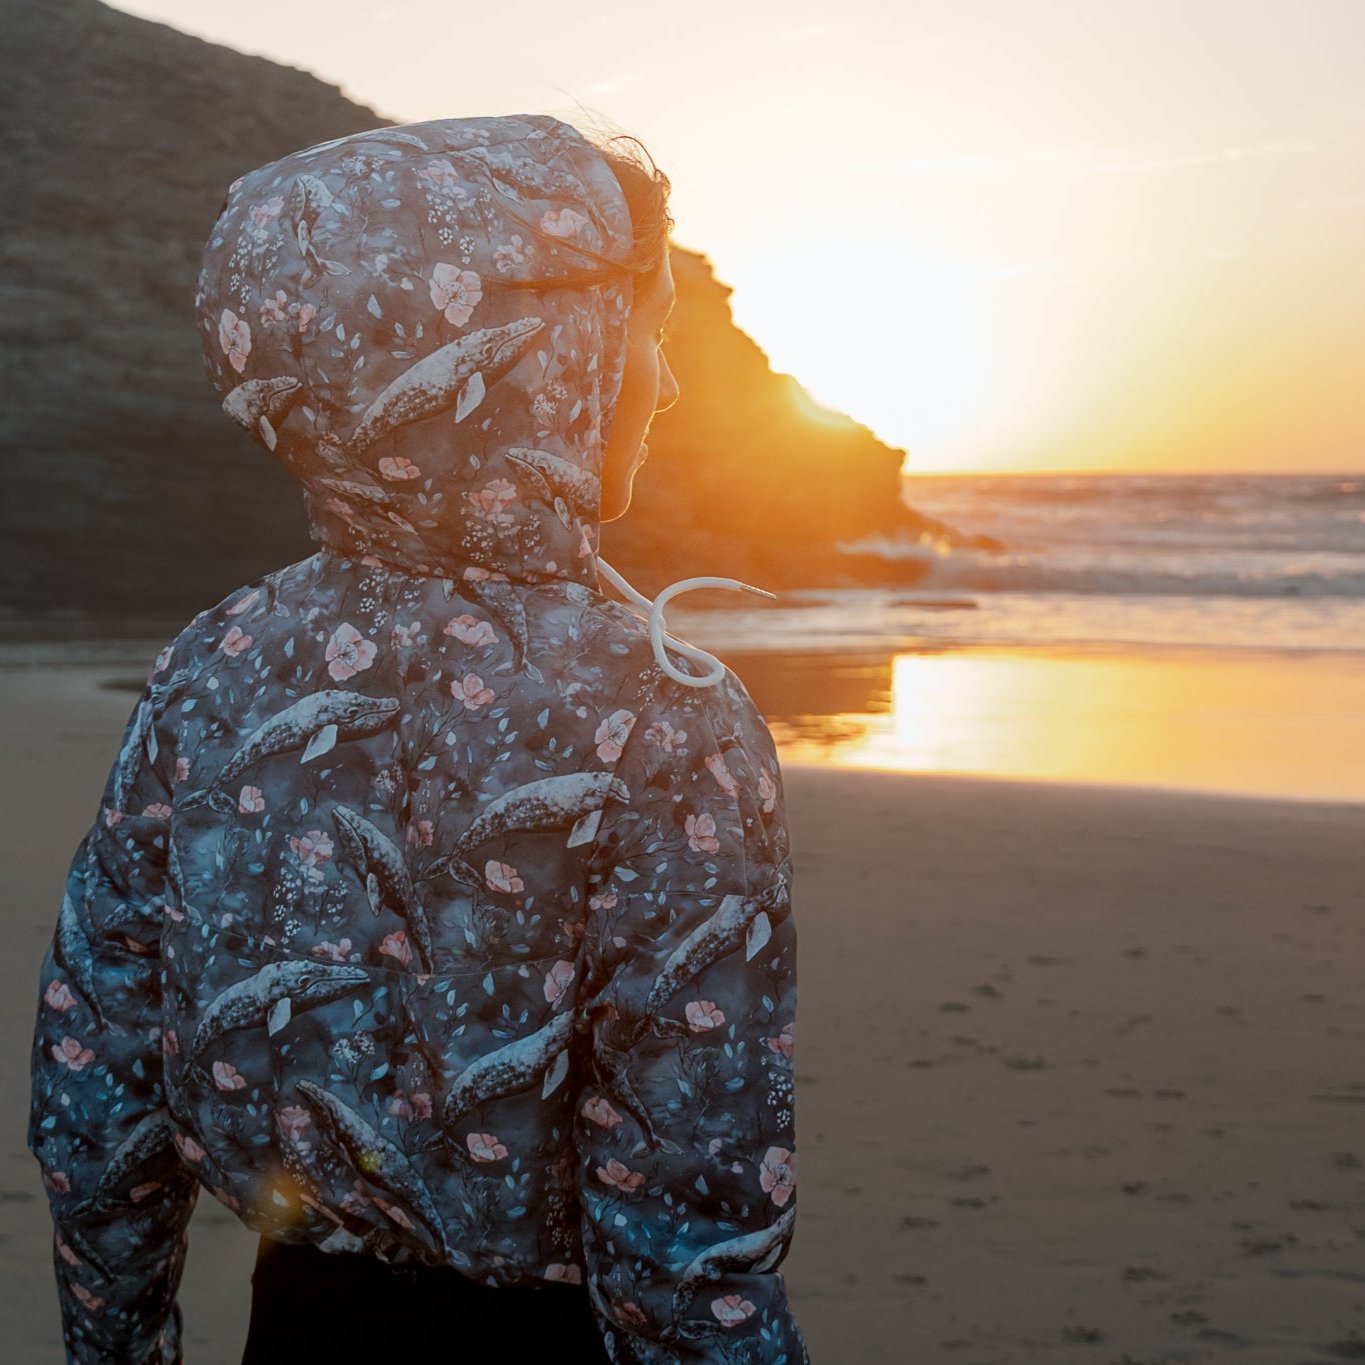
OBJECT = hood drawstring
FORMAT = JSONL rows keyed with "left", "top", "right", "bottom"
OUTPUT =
{"left": 596, "top": 558, "right": 777, "bottom": 689}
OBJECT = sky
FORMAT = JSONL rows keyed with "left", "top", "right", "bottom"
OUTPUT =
{"left": 110, "top": 0, "right": 1364, "bottom": 475}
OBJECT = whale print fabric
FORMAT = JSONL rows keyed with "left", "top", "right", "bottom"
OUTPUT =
{"left": 27, "top": 115, "right": 807, "bottom": 1365}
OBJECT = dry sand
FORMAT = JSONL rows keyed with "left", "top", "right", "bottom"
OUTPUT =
{"left": 2, "top": 655, "right": 1363, "bottom": 1362}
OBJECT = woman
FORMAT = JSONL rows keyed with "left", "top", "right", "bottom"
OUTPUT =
{"left": 28, "top": 114, "right": 807, "bottom": 1364}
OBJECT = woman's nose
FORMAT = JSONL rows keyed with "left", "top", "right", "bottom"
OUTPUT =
{"left": 656, "top": 355, "right": 680, "bottom": 413}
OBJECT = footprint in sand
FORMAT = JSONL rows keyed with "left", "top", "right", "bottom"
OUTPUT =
{"left": 943, "top": 1164, "right": 990, "bottom": 1182}
{"left": 1238, "top": 1232, "right": 1299, "bottom": 1256}
{"left": 899, "top": 1215, "right": 940, "bottom": 1230}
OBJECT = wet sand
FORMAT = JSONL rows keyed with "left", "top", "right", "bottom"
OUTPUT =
{"left": 2, "top": 656, "right": 1363, "bottom": 1361}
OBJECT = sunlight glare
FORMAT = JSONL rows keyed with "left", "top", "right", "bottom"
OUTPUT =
{"left": 724, "top": 237, "right": 1006, "bottom": 472}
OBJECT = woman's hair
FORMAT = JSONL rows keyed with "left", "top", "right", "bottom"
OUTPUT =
{"left": 590, "top": 132, "right": 674, "bottom": 278}
{"left": 489, "top": 120, "right": 673, "bottom": 290}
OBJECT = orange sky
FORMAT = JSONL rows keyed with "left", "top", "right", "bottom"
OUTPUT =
{"left": 112, "top": 0, "right": 1365, "bottom": 475}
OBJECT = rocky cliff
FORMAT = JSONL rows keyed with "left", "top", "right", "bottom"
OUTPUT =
{"left": 0, "top": 0, "right": 974, "bottom": 628}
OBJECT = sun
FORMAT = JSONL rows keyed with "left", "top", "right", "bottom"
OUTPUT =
{"left": 724, "top": 236, "right": 1007, "bottom": 474}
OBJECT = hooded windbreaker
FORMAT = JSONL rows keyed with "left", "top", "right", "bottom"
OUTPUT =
{"left": 27, "top": 114, "right": 806, "bottom": 1364}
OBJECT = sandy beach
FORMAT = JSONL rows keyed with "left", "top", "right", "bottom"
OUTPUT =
{"left": 3, "top": 654, "right": 1363, "bottom": 1362}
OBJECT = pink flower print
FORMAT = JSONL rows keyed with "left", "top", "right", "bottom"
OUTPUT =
{"left": 616, "top": 1301, "right": 649, "bottom": 1329}
{"left": 712, "top": 1294, "right": 757, "bottom": 1328}
{"left": 173, "top": 1133, "right": 206, "bottom": 1164}
{"left": 706, "top": 752, "right": 740, "bottom": 797}
{"left": 219, "top": 625, "right": 253, "bottom": 658}
{"left": 405, "top": 819, "right": 434, "bottom": 848}
{"left": 581, "top": 1096, "right": 623, "bottom": 1129}
{"left": 645, "top": 719, "right": 687, "bottom": 753}
{"left": 415, "top": 158, "right": 461, "bottom": 191}
{"left": 455, "top": 672, "right": 496, "bottom": 709}
{"left": 276, "top": 1106, "right": 312, "bottom": 1144}
{"left": 492, "top": 234, "right": 529, "bottom": 271}
{"left": 289, "top": 830, "right": 334, "bottom": 879}
{"left": 765, "top": 1021, "right": 796, "bottom": 1058}
{"left": 758, "top": 767, "right": 778, "bottom": 813}
{"left": 212, "top": 1061, "right": 247, "bottom": 1092}
{"left": 71, "top": 1283, "right": 105, "bottom": 1312}
{"left": 129, "top": 1180, "right": 162, "bottom": 1202}
{"left": 51, "top": 1036, "right": 95, "bottom": 1071}
{"left": 543, "top": 959, "right": 575, "bottom": 1007}
{"left": 218, "top": 309, "right": 251, "bottom": 373}
{"left": 44, "top": 980, "right": 78, "bottom": 1012}
{"left": 686, "top": 811, "right": 720, "bottom": 854}
{"left": 545, "top": 1263, "right": 582, "bottom": 1284}
{"left": 249, "top": 196, "right": 283, "bottom": 226}
{"left": 596, "top": 1159, "right": 646, "bottom": 1193}
{"left": 484, "top": 859, "right": 524, "bottom": 895}
{"left": 595, "top": 708, "right": 636, "bottom": 762}
{"left": 238, "top": 786, "right": 264, "bottom": 814}
{"left": 588, "top": 889, "right": 617, "bottom": 911}
{"left": 444, "top": 614, "right": 497, "bottom": 647}
{"left": 379, "top": 931, "right": 412, "bottom": 967}
{"left": 467, "top": 1132, "right": 508, "bottom": 1163}
{"left": 685, "top": 1000, "right": 725, "bottom": 1032}
{"left": 429, "top": 262, "right": 483, "bottom": 326}
{"left": 759, "top": 1146, "right": 797, "bottom": 1207}
{"left": 540, "top": 207, "right": 590, "bottom": 239}
{"left": 392, "top": 621, "right": 421, "bottom": 648}
{"left": 41, "top": 1167, "right": 71, "bottom": 1195}
{"left": 141, "top": 802, "right": 172, "bottom": 818}
{"left": 152, "top": 644, "right": 173, "bottom": 675}
{"left": 294, "top": 302, "right": 317, "bottom": 333}
{"left": 174, "top": 755, "right": 190, "bottom": 784}
{"left": 313, "top": 938, "right": 353, "bottom": 963}
{"left": 466, "top": 477, "right": 518, "bottom": 526}
{"left": 325, "top": 622, "right": 377, "bottom": 681}
{"left": 379, "top": 455, "right": 421, "bottom": 480}
{"left": 387, "top": 1090, "right": 432, "bottom": 1121}
{"left": 102, "top": 806, "right": 122, "bottom": 828}
{"left": 161, "top": 1028, "right": 179, "bottom": 1057}
{"left": 259, "top": 290, "right": 289, "bottom": 326}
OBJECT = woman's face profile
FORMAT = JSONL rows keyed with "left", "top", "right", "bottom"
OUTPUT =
{"left": 599, "top": 255, "right": 680, "bottom": 522}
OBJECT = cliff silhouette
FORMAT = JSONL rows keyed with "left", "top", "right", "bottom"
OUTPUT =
{"left": 0, "top": 0, "right": 983, "bottom": 628}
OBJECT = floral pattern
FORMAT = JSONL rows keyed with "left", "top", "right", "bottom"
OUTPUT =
{"left": 27, "top": 114, "right": 805, "bottom": 1365}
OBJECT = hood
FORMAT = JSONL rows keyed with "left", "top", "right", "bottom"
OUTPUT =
{"left": 196, "top": 113, "right": 773, "bottom": 687}
{"left": 196, "top": 114, "right": 634, "bottom": 592}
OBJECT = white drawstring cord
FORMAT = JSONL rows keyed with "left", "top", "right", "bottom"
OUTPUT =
{"left": 596, "top": 557, "right": 777, "bottom": 688}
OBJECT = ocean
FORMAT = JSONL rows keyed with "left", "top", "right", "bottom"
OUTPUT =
{"left": 667, "top": 472, "right": 1365, "bottom": 657}
{"left": 662, "top": 473, "right": 1365, "bottom": 802}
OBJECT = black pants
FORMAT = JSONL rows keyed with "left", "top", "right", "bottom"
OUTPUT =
{"left": 240, "top": 1235, "right": 612, "bottom": 1362}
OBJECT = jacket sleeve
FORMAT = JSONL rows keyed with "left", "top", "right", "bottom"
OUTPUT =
{"left": 27, "top": 676, "right": 199, "bottom": 1365}
{"left": 572, "top": 672, "right": 808, "bottom": 1363}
